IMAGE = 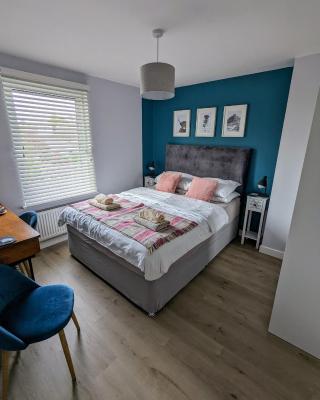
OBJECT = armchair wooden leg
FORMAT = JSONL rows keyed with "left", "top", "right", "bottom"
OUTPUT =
{"left": 2, "top": 351, "right": 9, "bottom": 400}
{"left": 58, "top": 330, "right": 76, "bottom": 382}
{"left": 27, "top": 258, "right": 35, "bottom": 280}
{"left": 23, "top": 260, "right": 31, "bottom": 278}
{"left": 71, "top": 312, "right": 80, "bottom": 333}
{"left": 18, "top": 263, "right": 28, "bottom": 277}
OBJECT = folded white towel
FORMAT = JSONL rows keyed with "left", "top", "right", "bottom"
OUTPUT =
{"left": 95, "top": 194, "right": 113, "bottom": 205}
{"left": 138, "top": 208, "right": 165, "bottom": 224}
{"left": 89, "top": 199, "right": 120, "bottom": 211}
{"left": 134, "top": 216, "right": 169, "bottom": 232}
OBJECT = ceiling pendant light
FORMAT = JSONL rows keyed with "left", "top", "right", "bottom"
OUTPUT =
{"left": 140, "top": 29, "right": 175, "bottom": 100}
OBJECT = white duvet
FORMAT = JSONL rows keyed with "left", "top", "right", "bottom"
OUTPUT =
{"left": 58, "top": 187, "right": 229, "bottom": 281}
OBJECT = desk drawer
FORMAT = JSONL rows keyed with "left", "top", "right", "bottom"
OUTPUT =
{"left": 0, "top": 238, "right": 40, "bottom": 264}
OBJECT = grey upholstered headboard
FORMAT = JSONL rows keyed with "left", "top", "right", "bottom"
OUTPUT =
{"left": 165, "top": 144, "right": 252, "bottom": 194}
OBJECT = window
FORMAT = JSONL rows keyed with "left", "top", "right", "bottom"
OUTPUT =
{"left": 1, "top": 72, "right": 97, "bottom": 207}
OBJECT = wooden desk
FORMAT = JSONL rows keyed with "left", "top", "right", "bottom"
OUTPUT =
{"left": 0, "top": 208, "right": 40, "bottom": 266}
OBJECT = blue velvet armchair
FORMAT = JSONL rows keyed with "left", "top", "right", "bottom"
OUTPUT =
{"left": 0, "top": 265, "right": 80, "bottom": 400}
{"left": 19, "top": 211, "right": 38, "bottom": 230}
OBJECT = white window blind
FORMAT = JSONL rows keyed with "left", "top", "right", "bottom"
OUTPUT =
{"left": 1, "top": 74, "right": 97, "bottom": 207}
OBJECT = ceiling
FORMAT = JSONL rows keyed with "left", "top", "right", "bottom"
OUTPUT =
{"left": 1, "top": 0, "right": 320, "bottom": 87}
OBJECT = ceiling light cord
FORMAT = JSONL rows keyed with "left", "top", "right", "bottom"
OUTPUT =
{"left": 156, "top": 37, "right": 159, "bottom": 63}
{"left": 152, "top": 28, "right": 163, "bottom": 63}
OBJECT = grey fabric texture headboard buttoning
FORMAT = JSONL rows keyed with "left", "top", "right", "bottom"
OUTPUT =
{"left": 165, "top": 144, "right": 252, "bottom": 194}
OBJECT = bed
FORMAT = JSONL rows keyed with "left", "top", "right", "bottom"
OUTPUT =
{"left": 61, "top": 144, "right": 251, "bottom": 315}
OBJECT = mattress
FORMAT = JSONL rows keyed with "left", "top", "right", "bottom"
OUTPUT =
{"left": 59, "top": 188, "right": 240, "bottom": 281}
{"left": 218, "top": 197, "right": 240, "bottom": 221}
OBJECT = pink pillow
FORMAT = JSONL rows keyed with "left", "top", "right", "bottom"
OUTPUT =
{"left": 186, "top": 177, "right": 218, "bottom": 202}
{"left": 156, "top": 172, "right": 181, "bottom": 193}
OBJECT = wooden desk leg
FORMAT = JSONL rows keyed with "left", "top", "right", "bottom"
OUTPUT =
{"left": 2, "top": 351, "right": 9, "bottom": 400}
{"left": 27, "top": 258, "right": 35, "bottom": 280}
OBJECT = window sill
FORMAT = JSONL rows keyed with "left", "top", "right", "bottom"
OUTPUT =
{"left": 21, "top": 192, "right": 98, "bottom": 212}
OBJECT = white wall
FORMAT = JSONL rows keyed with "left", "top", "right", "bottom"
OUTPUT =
{"left": 260, "top": 54, "right": 320, "bottom": 258}
{"left": 0, "top": 53, "right": 142, "bottom": 213}
{"left": 88, "top": 76, "right": 142, "bottom": 194}
{"left": 269, "top": 90, "right": 320, "bottom": 357}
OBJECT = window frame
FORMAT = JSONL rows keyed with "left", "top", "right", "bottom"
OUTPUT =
{"left": 1, "top": 68, "right": 97, "bottom": 209}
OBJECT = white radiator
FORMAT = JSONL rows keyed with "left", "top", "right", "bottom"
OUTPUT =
{"left": 38, "top": 207, "right": 67, "bottom": 242}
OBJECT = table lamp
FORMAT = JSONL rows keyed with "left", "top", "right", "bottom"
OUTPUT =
{"left": 257, "top": 176, "right": 268, "bottom": 196}
{"left": 146, "top": 161, "right": 156, "bottom": 178}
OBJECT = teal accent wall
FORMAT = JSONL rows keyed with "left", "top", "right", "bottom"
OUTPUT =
{"left": 142, "top": 67, "right": 292, "bottom": 195}
{"left": 142, "top": 98, "right": 153, "bottom": 176}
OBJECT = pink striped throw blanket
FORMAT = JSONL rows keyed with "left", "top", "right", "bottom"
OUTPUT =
{"left": 71, "top": 197, "right": 198, "bottom": 254}
{"left": 72, "top": 195, "right": 144, "bottom": 219}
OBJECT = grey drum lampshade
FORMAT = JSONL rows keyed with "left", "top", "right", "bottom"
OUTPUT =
{"left": 140, "top": 62, "right": 175, "bottom": 100}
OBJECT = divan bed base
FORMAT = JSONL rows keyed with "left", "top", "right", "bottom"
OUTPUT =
{"left": 67, "top": 217, "right": 238, "bottom": 315}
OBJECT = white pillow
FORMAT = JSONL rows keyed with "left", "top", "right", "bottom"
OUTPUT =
{"left": 212, "top": 191, "right": 240, "bottom": 204}
{"left": 155, "top": 172, "right": 241, "bottom": 198}
{"left": 205, "top": 178, "right": 241, "bottom": 198}
{"left": 155, "top": 171, "right": 193, "bottom": 191}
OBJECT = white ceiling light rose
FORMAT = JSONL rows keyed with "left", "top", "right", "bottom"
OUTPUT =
{"left": 140, "top": 29, "right": 175, "bottom": 100}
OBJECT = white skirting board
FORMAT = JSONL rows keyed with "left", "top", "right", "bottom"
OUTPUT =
{"left": 238, "top": 229, "right": 284, "bottom": 260}
{"left": 259, "top": 245, "right": 284, "bottom": 260}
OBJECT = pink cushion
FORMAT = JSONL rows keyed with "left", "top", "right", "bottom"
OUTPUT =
{"left": 156, "top": 172, "right": 181, "bottom": 193}
{"left": 186, "top": 177, "right": 218, "bottom": 201}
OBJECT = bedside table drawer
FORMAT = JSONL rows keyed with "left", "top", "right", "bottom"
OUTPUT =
{"left": 247, "top": 197, "right": 264, "bottom": 211}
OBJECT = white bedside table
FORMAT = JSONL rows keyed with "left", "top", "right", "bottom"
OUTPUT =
{"left": 144, "top": 176, "right": 155, "bottom": 188}
{"left": 241, "top": 194, "right": 269, "bottom": 249}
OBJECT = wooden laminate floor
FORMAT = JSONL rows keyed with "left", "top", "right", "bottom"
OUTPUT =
{"left": 5, "top": 240, "right": 320, "bottom": 400}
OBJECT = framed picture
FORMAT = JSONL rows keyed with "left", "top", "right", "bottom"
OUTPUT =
{"left": 195, "top": 107, "right": 216, "bottom": 137}
{"left": 173, "top": 109, "right": 190, "bottom": 137}
{"left": 222, "top": 104, "right": 248, "bottom": 137}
